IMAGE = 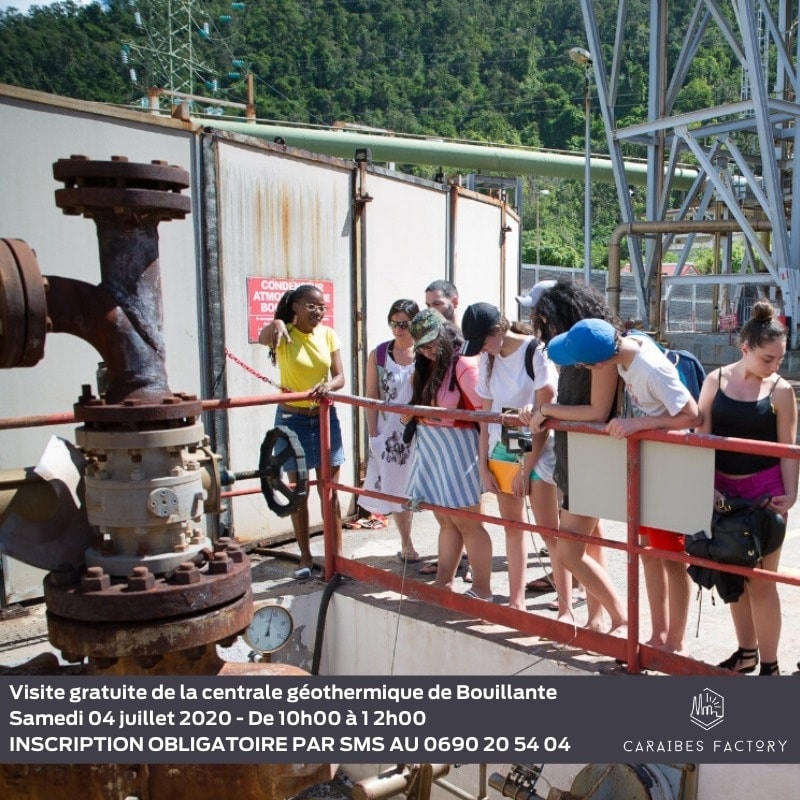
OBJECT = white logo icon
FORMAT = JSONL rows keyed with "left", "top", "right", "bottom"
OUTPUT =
{"left": 690, "top": 688, "right": 725, "bottom": 730}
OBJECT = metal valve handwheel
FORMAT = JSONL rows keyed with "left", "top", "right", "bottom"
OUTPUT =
{"left": 258, "top": 426, "right": 308, "bottom": 517}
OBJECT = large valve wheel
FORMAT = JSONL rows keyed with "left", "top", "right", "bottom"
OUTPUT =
{"left": 259, "top": 426, "right": 308, "bottom": 517}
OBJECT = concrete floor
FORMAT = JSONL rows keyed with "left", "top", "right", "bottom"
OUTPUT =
{"left": 2, "top": 494, "right": 799, "bottom": 676}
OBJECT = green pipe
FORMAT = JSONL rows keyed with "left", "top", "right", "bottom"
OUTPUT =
{"left": 198, "top": 119, "right": 698, "bottom": 190}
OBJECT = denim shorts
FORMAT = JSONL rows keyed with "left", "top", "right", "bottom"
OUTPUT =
{"left": 273, "top": 406, "right": 345, "bottom": 472}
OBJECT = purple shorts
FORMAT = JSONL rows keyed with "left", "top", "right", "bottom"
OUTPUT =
{"left": 714, "top": 463, "right": 785, "bottom": 501}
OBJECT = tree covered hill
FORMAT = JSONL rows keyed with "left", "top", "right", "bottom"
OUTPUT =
{"left": 0, "top": 0, "right": 741, "bottom": 268}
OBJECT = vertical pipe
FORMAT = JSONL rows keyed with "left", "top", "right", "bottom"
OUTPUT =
{"left": 583, "top": 68, "right": 592, "bottom": 286}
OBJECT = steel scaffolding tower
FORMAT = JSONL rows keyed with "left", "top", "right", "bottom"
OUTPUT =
{"left": 581, "top": 0, "right": 800, "bottom": 345}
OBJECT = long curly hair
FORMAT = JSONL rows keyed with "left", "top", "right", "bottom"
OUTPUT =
{"left": 532, "top": 278, "right": 622, "bottom": 343}
{"left": 268, "top": 284, "right": 320, "bottom": 366}
{"left": 410, "top": 321, "right": 464, "bottom": 407}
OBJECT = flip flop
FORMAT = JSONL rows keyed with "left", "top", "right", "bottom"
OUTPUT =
{"left": 526, "top": 573, "right": 555, "bottom": 592}
{"left": 360, "top": 515, "right": 388, "bottom": 529}
{"left": 293, "top": 566, "right": 313, "bottom": 579}
{"left": 397, "top": 551, "right": 420, "bottom": 564}
{"left": 418, "top": 561, "right": 438, "bottom": 575}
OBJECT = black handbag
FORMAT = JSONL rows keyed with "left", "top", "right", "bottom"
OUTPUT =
{"left": 685, "top": 495, "right": 786, "bottom": 567}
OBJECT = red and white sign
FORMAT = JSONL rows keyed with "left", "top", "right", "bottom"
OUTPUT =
{"left": 719, "top": 312, "right": 738, "bottom": 332}
{"left": 247, "top": 277, "right": 335, "bottom": 342}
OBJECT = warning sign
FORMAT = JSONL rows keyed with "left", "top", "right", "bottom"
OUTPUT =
{"left": 247, "top": 277, "right": 335, "bottom": 342}
{"left": 719, "top": 312, "right": 738, "bottom": 332}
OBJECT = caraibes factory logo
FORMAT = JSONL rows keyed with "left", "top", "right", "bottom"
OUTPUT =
{"left": 689, "top": 687, "right": 725, "bottom": 731}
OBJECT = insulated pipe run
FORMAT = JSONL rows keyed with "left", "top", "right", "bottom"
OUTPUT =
{"left": 607, "top": 219, "right": 774, "bottom": 324}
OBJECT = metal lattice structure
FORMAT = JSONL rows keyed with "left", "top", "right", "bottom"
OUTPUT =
{"left": 581, "top": 0, "right": 800, "bottom": 345}
{"left": 123, "top": 1, "right": 221, "bottom": 101}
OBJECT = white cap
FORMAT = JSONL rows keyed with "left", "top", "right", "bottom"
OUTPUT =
{"left": 516, "top": 279, "right": 557, "bottom": 309}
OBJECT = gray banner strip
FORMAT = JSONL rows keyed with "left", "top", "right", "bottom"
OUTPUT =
{"left": 0, "top": 676, "right": 793, "bottom": 764}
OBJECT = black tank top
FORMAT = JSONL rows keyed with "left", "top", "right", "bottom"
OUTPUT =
{"left": 711, "top": 369, "right": 780, "bottom": 474}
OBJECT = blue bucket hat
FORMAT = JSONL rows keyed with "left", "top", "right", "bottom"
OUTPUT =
{"left": 547, "top": 318, "right": 619, "bottom": 366}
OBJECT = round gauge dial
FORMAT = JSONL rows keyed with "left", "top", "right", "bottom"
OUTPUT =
{"left": 243, "top": 604, "right": 294, "bottom": 654}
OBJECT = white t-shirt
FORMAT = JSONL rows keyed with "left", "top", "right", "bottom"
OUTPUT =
{"left": 476, "top": 337, "right": 559, "bottom": 453}
{"left": 618, "top": 335, "right": 690, "bottom": 417}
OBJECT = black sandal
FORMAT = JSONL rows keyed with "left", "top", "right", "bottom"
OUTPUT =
{"left": 718, "top": 647, "right": 759, "bottom": 674}
{"left": 759, "top": 660, "right": 780, "bottom": 676}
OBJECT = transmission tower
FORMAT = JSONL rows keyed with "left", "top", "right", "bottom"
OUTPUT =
{"left": 122, "top": 1, "right": 245, "bottom": 108}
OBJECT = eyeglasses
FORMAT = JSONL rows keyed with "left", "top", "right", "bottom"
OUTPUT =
{"left": 302, "top": 303, "right": 327, "bottom": 313}
{"left": 388, "top": 320, "right": 410, "bottom": 330}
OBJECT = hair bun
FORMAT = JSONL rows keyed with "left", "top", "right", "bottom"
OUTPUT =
{"left": 750, "top": 299, "right": 775, "bottom": 324}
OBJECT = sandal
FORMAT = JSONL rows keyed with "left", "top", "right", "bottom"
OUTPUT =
{"left": 548, "top": 588, "right": 586, "bottom": 611}
{"left": 418, "top": 561, "right": 438, "bottom": 575}
{"left": 526, "top": 572, "right": 555, "bottom": 592}
{"left": 293, "top": 566, "right": 313, "bottom": 579}
{"left": 463, "top": 588, "right": 492, "bottom": 601}
{"left": 759, "top": 661, "right": 779, "bottom": 676}
{"left": 397, "top": 551, "right": 420, "bottom": 564}
{"left": 718, "top": 647, "right": 759, "bottom": 674}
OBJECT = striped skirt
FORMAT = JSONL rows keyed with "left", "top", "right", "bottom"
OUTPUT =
{"left": 405, "top": 424, "right": 482, "bottom": 509}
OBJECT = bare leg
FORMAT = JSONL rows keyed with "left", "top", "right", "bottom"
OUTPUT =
{"left": 529, "top": 480, "right": 568, "bottom": 619}
{"left": 497, "top": 493, "right": 526, "bottom": 610}
{"left": 455, "top": 507, "right": 493, "bottom": 599}
{"left": 432, "top": 510, "right": 464, "bottom": 591}
{"left": 663, "top": 560, "right": 692, "bottom": 654}
{"left": 289, "top": 470, "right": 312, "bottom": 568}
{"left": 558, "top": 509, "right": 626, "bottom": 631}
{"left": 393, "top": 509, "right": 417, "bottom": 559}
{"left": 641, "top": 534, "right": 668, "bottom": 647}
{"left": 316, "top": 466, "right": 342, "bottom": 557}
{"left": 747, "top": 548, "right": 782, "bottom": 664}
{"left": 584, "top": 521, "right": 606, "bottom": 630}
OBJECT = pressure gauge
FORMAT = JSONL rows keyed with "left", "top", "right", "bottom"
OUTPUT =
{"left": 243, "top": 604, "right": 294, "bottom": 654}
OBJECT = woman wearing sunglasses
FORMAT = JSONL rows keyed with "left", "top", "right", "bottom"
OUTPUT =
{"left": 258, "top": 284, "right": 345, "bottom": 579}
{"left": 359, "top": 299, "right": 421, "bottom": 561}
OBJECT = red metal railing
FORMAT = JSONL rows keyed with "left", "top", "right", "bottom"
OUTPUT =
{"left": 3, "top": 391, "right": 799, "bottom": 675}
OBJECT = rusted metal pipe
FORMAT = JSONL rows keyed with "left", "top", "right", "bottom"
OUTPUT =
{"left": 607, "top": 219, "right": 774, "bottom": 320}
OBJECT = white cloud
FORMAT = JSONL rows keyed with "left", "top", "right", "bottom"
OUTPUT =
{"left": 1, "top": 1, "right": 93, "bottom": 13}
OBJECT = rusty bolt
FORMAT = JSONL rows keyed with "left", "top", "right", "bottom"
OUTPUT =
{"left": 208, "top": 552, "right": 231, "bottom": 575}
{"left": 49, "top": 565, "right": 81, "bottom": 587}
{"left": 111, "top": 155, "right": 130, "bottom": 162}
{"left": 173, "top": 562, "right": 201, "bottom": 585}
{"left": 226, "top": 543, "right": 246, "bottom": 564}
{"left": 214, "top": 537, "right": 232, "bottom": 552}
{"left": 92, "top": 657, "right": 119, "bottom": 670}
{"left": 81, "top": 566, "right": 111, "bottom": 592}
{"left": 135, "top": 654, "right": 162, "bottom": 670}
{"left": 60, "top": 651, "right": 86, "bottom": 664}
{"left": 183, "top": 645, "right": 206, "bottom": 662}
{"left": 126, "top": 566, "right": 155, "bottom": 591}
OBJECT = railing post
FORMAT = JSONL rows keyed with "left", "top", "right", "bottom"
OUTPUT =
{"left": 319, "top": 399, "right": 338, "bottom": 580}
{"left": 626, "top": 436, "right": 642, "bottom": 672}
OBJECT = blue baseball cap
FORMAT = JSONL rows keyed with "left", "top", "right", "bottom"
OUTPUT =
{"left": 547, "top": 318, "right": 619, "bottom": 366}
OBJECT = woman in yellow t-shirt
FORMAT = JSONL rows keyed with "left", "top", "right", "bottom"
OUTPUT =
{"left": 259, "top": 285, "right": 345, "bottom": 578}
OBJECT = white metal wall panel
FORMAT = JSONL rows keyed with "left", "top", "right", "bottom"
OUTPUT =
{"left": 215, "top": 140, "right": 355, "bottom": 542}
{"left": 452, "top": 190, "right": 519, "bottom": 319}
{"left": 502, "top": 212, "right": 522, "bottom": 316}
{"left": 0, "top": 94, "right": 200, "bottom": 603}
{"left": 0, "top": 99, "right": 200, "bottom": 467}
{"left": 361, "top": 171, "right": 448, "bottom": 352}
